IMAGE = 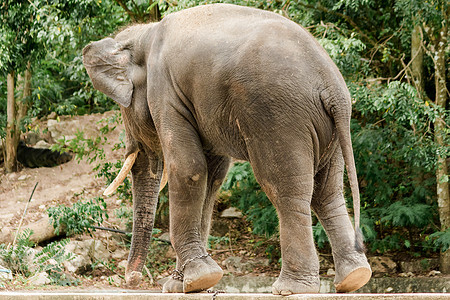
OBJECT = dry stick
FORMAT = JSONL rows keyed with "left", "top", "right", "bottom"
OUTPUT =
{"left": 91, "top": 225, "right": 130, "bottom": 235}
{"left": 143, "top": 265, "right": 154, "bottom": 285}
{"left": 11, "top": 182, "right": 38, "bottom": 247}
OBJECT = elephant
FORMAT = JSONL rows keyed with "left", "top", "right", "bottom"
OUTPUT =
{"left": 82, "top": 3, "right": 371, "bottom": 294}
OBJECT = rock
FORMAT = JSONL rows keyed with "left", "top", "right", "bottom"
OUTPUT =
{"left": 165, "top": 246, "right": 177, "bottom": 259}
{"left": 63, "top": 239, "right": 110, "bottom": 274}
{"left": 399, "top": 258, "right": 439, "bottom": 273}
{"left": 220, "top": 207, "right": 243, "bottom": 218}
{"left": 47, "top": 112, "right": 57, "bottom": 120}
{"left": 0, "top": 266, "right": 12, "bottom": 281}
{"left": 211, "top": 220, "right": 229, "bottom": 237}
{"left": 368, "top": 256, "right": 397, "bottom": 273}
{"left": 118, "top": 260, "right": 128, "bottom": 269}
{"left": 25, "top": 132, "right": 41, "bottom": 145}
{"left": 18, "top": 174, "right": 31, "bottom": 181}
{"left": 399, "top": 272, "right": 415, "bottom": 278}
{"left": 7, "top": 173, "right": 17, "bottom": 180}
{"left": 91, "top": 240, "right": 110, "bottom": 262}
{"left": 158, "top": 232, "right": 171, "bottom": 243}
{"left": 222, "top": 256, "right": 268, "bottom": 274}
{"left": 35, "top": 140, "right": 51, "bottom": 149}
{"left": 111, "top": 249, "right": 127, "bottom": 260}
{"left": 47, "top": 118, "right": 100, "bottom": 142}
{"left": 28, "top": 272, "right": 51, "bottom": 286}
{"left": 24, "top": 248, "right": 39, "bottom": 274}
{"left": 327, "top": 268, "right": 335, "bottom": 276}
{"left": 319, "top": 256, "right": 334, "bottom": 271}
{"left": 428, "top": 270, "right": 441, "bottom": 276}
{"left": 64, "top": 254, "right": 90, "bottom": 274}
{"left": 222, "top": 256, "right": 243, "bottom": 273}
{"left": 107, "top": 274, "right": 123, "bottom": 286}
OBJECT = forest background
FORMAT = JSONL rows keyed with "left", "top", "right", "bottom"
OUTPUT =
{"left": 0, "top": 0, "right": 449, "bottom": 279}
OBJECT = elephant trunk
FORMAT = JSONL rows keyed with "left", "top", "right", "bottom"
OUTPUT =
{"left": 126, "top": 151, "right": 164, "bottom": 286}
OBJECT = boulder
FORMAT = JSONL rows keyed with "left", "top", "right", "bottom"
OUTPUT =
{"left": 222, "top": 256, "right": 269, "bottom": 274}
{"left": 63, "top": 239, "right": 110, "bottom": 274}
{"left": 220, "top": 207, "right": 243, "bottom": 218}
{"left": 368, "top": 256, "right": 397, "bottom": 274}
{"left": 399, "top": 258, "right": 439, "bottom": 273}
{"left": 27, "top": 272, "right": 51, "bottom": 286}
{"left": 0, "top": 266, "right": 13, "bottom": 281}
{"left": 35, "top": 140, "right": 51, "bottom": 149}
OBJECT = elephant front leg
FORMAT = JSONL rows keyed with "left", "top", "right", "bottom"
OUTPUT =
{"left": 162, "top": 124, "right": 223, "bottom": 293}
{"left": 163, "top": 155, "right": 230, "bottom": 293}
{"left": 126, "top": 151, "right": 163, "bottom": 287}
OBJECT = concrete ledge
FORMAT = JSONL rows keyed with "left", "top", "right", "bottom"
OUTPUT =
{"left": 0, "top": 293, "right": 450, "bottom": 300}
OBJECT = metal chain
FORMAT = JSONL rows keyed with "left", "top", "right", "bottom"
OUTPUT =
{"left": 207, "top": 289, "right": 225, "bottom": 300}
{"left": 171, "top": 253, "right": 211, "bottom": 281}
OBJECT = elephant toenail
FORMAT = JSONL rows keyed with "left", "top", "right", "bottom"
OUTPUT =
{"left": 281, "top": 290, "right": 293, "bottom": 296}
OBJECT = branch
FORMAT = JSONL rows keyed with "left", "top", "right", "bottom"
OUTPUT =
{"left": 297, "top": 1, "right": 378, "bottom": 47}
{"left": 114, "top": 0, "right": 137, "bottom": 21}
{"left": 296, "top": 1, "right": 400, "bottom": 63}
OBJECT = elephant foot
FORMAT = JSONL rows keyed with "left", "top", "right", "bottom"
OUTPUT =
{"left": 162, "top": 277, "right": 184, "bottom": 293}
{"left": 335, "top": 267, "right": 371, "bottom": 293}
{"left": 125, "top": 271, "right": 143, "bottom": 288}
{"left": 182, "top": 255, "right": 223, "bottom": 293}
{"left": 272, "top": 275, "right": 320, "bottom": 295}
{"left": 334, "top": 253, "right": 372, "bottom": 293}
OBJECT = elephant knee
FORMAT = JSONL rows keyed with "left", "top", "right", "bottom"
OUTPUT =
{"left": 168, "top": 158, "right": 207, "bottom": 186}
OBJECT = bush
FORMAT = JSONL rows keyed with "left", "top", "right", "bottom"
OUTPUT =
{"left": 47, "top": 197, "right": 108, "bottom": 236}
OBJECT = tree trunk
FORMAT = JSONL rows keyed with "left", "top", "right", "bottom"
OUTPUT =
{"left": 18, "top": 61, "right": 31, "bottom": 122}
{"left": 434, "top": 8, "right": 450, "bottom": 273}
{"left": 5, "top": 71, "right": 17, "bottom": 173}
{"left": 411, "top": 25, "right": 424, "bottom": 95}
{"left": 148, "top": 0, "right": 160, "bottom": 22}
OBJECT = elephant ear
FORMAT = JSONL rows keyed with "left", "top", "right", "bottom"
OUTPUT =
{"left": 82, "top": 38, "right": 133, "bottom": 108}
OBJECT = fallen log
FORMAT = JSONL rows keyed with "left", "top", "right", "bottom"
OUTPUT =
{"left": 0, "top": 215, "right": 61, "bottom": 245}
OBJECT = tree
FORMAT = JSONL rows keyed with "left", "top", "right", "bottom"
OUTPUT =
{"left": 0, "top": 1, "right": 41, "bottom": 172}
{"left": 423, "top": 2, "right": 449, "bottom": 272}
{"left": 0, "top": 0, "right": 127, "bottom": 171}
{"left": 114, "top": 0, "right": 160, "bottom": 22}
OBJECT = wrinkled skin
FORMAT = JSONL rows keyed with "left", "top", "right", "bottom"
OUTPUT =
{"left": 83, "top": 4, "right": 371, "bottom": 294}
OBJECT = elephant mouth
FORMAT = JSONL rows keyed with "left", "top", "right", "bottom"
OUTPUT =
{"left": 103, "top": 151, "right": 167, "bottom": 196}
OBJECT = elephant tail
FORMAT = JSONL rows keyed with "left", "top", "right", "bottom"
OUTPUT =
{"left": 321, "top": 87, "right": 365, "bottom": 253}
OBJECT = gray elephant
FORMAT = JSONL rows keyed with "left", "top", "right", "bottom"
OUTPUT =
{"left": 82, "top": 4, "right": 371, "bottom": 294}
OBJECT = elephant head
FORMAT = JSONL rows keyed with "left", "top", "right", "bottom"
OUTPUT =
{"left": 83, "top": 29, "right": 167, "bottom": 285}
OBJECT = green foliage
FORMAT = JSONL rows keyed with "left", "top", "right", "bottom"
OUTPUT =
{"left": 351, "top": 80, "right": 447, "bottom": 253}
{"left": 47, "top": 197, "right": 108, "bottom": 236}
{"left": 429, "top": 228, "right": 450, "bottom": 252}
{"left": 0, "top": 230, "right": 77, "bottom": 286}
{"left": 221, "top": 162, "right": 278, "bottom": 237}
{"left": 0, "top": 230, "right": 35, "bottom": 277}
{"left": 208, "top": 235, "right": 230, "bottom": 249}
{"left": 312, "top": 222, "right": 328, "bottom": 249}
{"left": 35, "top": 238, "right": 78, "bottom": 286}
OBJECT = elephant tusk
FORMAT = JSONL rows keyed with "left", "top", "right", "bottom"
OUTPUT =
{"left": 103, "top": 151, "right": 138, "bottom": 196}
{"left": 159, "top": 166, "right": 168, "bottom": 192}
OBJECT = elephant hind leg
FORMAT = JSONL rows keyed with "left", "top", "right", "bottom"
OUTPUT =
{"left": 247, "top": 142, "right": 320, "bottom": 294}
{"left": 311, "top": 148, "right": 371, "bottom": 293}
